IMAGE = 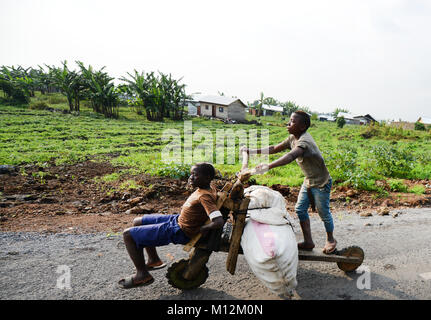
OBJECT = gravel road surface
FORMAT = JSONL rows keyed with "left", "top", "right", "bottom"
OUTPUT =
{"left": 1, "top": 208, "right": 430, "bottom": 300}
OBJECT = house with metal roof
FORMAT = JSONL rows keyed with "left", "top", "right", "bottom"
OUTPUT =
{"left": 187, "top": 95, "right": 247, "bottom": 121}
{"left": 318, "top": 114, "right": 336, "bottom": 122}
{"left": 248, "top": 104, "right": 284, "bottom": 116}
{"left": 337, "top": 112, "right": 376, "bottom": 125}
{"left": 336, "top": 112, "right": 361, "bottom": 125}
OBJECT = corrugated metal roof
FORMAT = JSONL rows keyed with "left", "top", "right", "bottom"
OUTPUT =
{"left": 337, "top": 112, "right": 355, "bottom": 119}
{"left": 318, "top": 114, "right": 335, "bottom": 121}
{"left": 193, "top": 94, "right": 240, "bottom": 106}
{"left": 262, "top": 104, "right": 283, "bottom": 112}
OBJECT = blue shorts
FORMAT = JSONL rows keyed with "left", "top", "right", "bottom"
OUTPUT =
{"left": 128, "top": 214, "right": 190, "bottom": 249}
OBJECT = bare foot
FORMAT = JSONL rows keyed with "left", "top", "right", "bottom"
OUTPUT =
{"left": 322, "top": 239, "right": 337, "bottom": 254}
{"left": 297, "top": 242, "right": 315, "bottom": 251}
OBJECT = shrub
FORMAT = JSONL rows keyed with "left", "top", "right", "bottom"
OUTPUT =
{"left": 408, "top": 185, "right": 425, "bottom": 195}
{"left": 369, "top": 144, "right": 416, "bottom": 178}
{"left": 324, "top": 144, "right": 358, "bottom": 182}
{"left": 29, "top": 102, "right": 49, "bottom": 110}
{"left": 360, "top": 124, "right": 379, "bottom": 139}
{"left": 387, "top": 179, "right": 408, "bottom": 192}
{"left": 336, "top": 116, "right": 346, "bottom": 128}
{"left": 47, "top": 95, "right": 67, "bottom": 104}
{"left": 0, "top": 79, "right": 30, "bottom": 105}
{"left": 415, "top": 122, "right": 426, "bottom": 131}
{"left": 148, "top": 162, "right": 191, "bottom": 179}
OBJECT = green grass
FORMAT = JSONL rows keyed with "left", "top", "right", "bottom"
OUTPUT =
{"left": 408, "top": 185, "right": 426, "bottom": 195}
{"left": 1, "top": 92, "right": 430, "bottom": 189}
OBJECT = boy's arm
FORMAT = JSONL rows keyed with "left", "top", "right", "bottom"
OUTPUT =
{"left": 199, "top": 194, "right": 225, "bottom": 235}
{"left": 200, "top": 216, "right": 224, "bottom": 234}
{"left": 268, "top": 146, "right": 304, "bottom": 170}
{"left": 241, "top": 140, "right": 289, "bottom": 156}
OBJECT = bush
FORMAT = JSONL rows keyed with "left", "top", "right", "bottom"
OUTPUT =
{"left": 324, "top": 144, "right": 358, "bottom": 182}
{"left": 387, "top": 179, "right": 408, "bottom": 192}
{"left": 336, "top": 116, "right": 346, "bottom": 128}
{"left": 360, "top": 124, "right": 379, "bottom": 139}
{"left": 408, "top": 185, "right": 425, "bottom": 195}
{"left": 369, "top": 144, "right": 416, "bottom": 178}
{"left": 147, "top": 162, "right": 191, "bottom": 179}
{"left": 47, "top": 95, "right": 67, "bottom": 104}
{"left": 29, "top": 102, "right": 49, "bottom": 110}
{"left": 0, "top": 80, "right": 30, "bottom": 105}
{"left": 415, "top": 122, "right": 426, "bottom": 131}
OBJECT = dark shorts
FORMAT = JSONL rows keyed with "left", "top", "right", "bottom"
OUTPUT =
{"left": 128, "top": 214, "right": 190, "bottom": 249}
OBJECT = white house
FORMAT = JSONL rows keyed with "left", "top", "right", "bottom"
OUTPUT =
{"left": 187, "top": 95, "right": 247, "bottom": 121}
{"left": 336, "top": 112, "right": 377, "bottom": 125}
{"left": 318, "top": 114, "right": 336, "bottom": 122}
{"left": 337, "top": 112, "right": 360, "bottom": 125}
{"left": 262, "top": 104, "right": 283, "bottom": 116}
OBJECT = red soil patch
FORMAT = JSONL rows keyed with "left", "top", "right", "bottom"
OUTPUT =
{"left": 1, "top": 161, "right": 430, "bottom": 234}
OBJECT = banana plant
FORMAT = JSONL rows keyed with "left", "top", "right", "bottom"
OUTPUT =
{"left": 76, "top": 61, "right": 119, "bottom": 118}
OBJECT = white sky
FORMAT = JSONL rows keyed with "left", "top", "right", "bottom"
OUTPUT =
{"left": 1, "top": 0, "right": 430, "bottom": 122}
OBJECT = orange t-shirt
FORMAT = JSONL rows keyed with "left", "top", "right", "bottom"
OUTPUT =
{"left": 177, "top": 186, "right": 218, "bottom": 238}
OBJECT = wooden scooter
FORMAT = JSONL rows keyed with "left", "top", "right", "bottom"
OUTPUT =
{"left": 166, "top": 151, "right": 364, "bottom": 290}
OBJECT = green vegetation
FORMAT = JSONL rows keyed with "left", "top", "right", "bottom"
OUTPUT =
{"left": 336, "top": 116, "right": 346, "bottom": 128}
{"left": 408, "top": 185, "right": 426, "bottom": 195}
{"left": 0, "top": 62, "right": 188, "bottom": 120}
{"left": 388, "top": 179, "right": 408, "bottom": 193}
{"left": 1, "top": 88, "right": 430, "bottom": 193}
{"left": 415, "top": 122, "right": 426, "bottom": 131}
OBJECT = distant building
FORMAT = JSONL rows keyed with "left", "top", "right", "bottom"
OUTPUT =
{"left": 317, "top": 114, "right": 336, "bottom": 122}
{"left": 249, "top": 104, "right": 284, "bottom": 116}
{"left": 187, "top": 95, "right": 247, "bottom": 121}
{"left": 337, "top": 112, "right": 376, "bottom": 125}
{"left": 337, "top": 112, "right": 360, "bottom": 125}
{"left": 353, "top": 114, "right": 377, "bottom": 125}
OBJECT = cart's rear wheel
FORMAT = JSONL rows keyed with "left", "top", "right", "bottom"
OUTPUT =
{"left": 166, "top": 259, "right": 209, "bottom": 290}
{"left": 336, "top": 246, "right": 364, "bottom": 272}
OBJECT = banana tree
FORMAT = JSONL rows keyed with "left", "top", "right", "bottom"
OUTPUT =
{"left": 76, "top": 61, "right": 119, "bottom": 118}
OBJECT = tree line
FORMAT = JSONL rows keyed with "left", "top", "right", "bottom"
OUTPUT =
{"left": 0, "top": 61, "right": 189, "bottom": 120}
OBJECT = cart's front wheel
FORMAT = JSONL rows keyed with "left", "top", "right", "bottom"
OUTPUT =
{"left": 166, "top": 259, "right": 209, "bottom": 290}
{"left": 336, "top": 246, "right": 364, "bottom": 272}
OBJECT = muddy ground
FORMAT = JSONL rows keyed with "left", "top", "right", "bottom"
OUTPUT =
{"left": 0, "top": 160, "right": 429, "bottom": 234}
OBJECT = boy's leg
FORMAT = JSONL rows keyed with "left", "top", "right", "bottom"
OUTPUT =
{"left": 121, "top": 228, "right": 154, "bottom": 286}
{"left": 295, "top": 183, "right": 315, "bottom": 250}
{"left": 133, "top": 216, "right": 165, "bottom": 268}
{"left": 313, "top": 179, "right": 337, "bottom": 253}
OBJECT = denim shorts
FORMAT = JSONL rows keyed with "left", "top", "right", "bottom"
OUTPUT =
{"left": 128, "top": 214, "right": 190, "bottom": 249}
{"left": 295, "top": 178, "right": 334, "bottom": 233}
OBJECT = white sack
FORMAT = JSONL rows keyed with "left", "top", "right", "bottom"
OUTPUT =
{"left": 244, "top": 185, "right": 294, "bottom": 226}
{"left": 241, "top": 186, "right": 298, "bottom": 298}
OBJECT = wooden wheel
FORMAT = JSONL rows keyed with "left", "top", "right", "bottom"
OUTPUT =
{"left": 166, "top": 259, "right": 209, "bottom": 290}
{"left": 336, "top": 246, "right": 364, "bottom": 272}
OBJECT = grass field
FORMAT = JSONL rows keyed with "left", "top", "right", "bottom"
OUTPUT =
{"left": 1, "top": 93, "right": 430, "bottom": 193}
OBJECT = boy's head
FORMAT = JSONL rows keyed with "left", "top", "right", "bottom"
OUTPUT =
{"left": 287, "top": 110, "right": 310, "bottom": 135}
{"left": 188, "top": 162, "right": 215, "bottom": 189}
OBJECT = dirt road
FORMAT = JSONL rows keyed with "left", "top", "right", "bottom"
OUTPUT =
{"left": 1, "top": 208, "right": 430, "bottom": 300}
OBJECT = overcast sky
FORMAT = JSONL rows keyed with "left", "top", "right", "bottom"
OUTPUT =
{"left": 1, "top": 0, "right": 430, "bottom": 121}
